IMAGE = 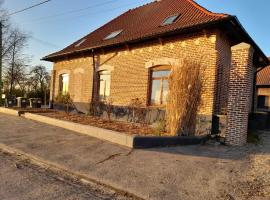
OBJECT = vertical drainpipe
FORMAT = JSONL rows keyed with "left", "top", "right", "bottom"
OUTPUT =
{"left": 252, "top": 70, "right": 257, "bottom": 113}
{"left": 91, "top": 49, "right": 96, "bottom": 103}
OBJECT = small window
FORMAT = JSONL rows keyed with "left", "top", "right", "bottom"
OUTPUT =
{"left": 75, "top": 39, "right": 86, "bottom": 47}
{"left": 104, "top": 30, "right": 123, "bottom": 40}
{"left": 149, "top": 67, "right": 171, "bottom": 105}
{"left": 59, "top": 74, "right": 69, "bottom": 95}
{"left": 98, "top": 70, "right": 111, "bottom": 100}
{"left": 161, "top": 14, "right": 180, "bottom": 26}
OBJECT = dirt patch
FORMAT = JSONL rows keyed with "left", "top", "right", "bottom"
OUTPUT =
{"left": 38, "top": 111, "right": 155, "bottom": 136}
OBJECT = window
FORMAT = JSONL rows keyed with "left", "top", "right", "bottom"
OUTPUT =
{"left": 104, "top": 30, "right": 123, "bottom": 40}
{"left": 98, "top": 70, "right": 111, "bottom": 100}
{"left": 161, "top": 14, "right": 180, "bottom": 26}
{"left": 149, "top": 67, "right": 170, "bottom": 105}
{"left": 59, "top": 74, "right": 69, "bottom": 95}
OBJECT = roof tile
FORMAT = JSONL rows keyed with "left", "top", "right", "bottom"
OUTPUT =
{"left": 44, "top": 0, "right": 229, "bottom": 60}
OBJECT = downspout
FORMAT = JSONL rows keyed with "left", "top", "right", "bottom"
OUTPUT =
{"left": 91, "top": 49, "right": 96, "bottom": 103}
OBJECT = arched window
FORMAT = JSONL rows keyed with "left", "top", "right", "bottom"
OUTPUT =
{"left": 98, "top": 70, "right": 111, "bottom": 101}
{"left": 149, "top": 66, "right": 171, "bottom": 106}
{"left": 59, "top": 73, "right": 69, "bottom": 95}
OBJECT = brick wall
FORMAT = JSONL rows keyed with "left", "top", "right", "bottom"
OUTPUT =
{"left": 215, "top": 31, "right": 232, "bottom": 115}
{"left": 50, "top": 30, "right": 240, "bottom": 136}
{"left": 51, "top": 31, "right": 221, "bottom": 116}
{"left": 225, "top": 43, "right": 254, "bottom": 146}
{"left": 51, "top": 57, "right": 93, "bottom": 111}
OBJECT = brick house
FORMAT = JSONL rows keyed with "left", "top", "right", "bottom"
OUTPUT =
{"left": 43, "top": 0, "right": 269, "bottom": 146}
{"left": 257, "top": 64, "right": 270, "bottom": 110}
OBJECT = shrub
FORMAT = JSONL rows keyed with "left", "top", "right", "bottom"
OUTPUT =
{"left": 55, "top": 93, "right": 73, "bottom": 114}
{"left": 128, "top": 98, "right": 148, "bottom": 124}
{"left": 166, "top": 58, "right": 206, "bottom": 136}
{"left": 103, "top": 98, "right": 114, "bottom": 121}
{"left": 153, "top": 119, "right": 166, "bottom": 136}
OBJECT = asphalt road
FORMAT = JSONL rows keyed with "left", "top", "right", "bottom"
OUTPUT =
{"left": 0, "top": 151, "right": 134, "bottom": 200}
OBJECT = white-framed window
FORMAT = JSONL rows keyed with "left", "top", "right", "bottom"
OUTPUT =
{"left": 161, "top": 14, "right": 180, "bottom": 26}
{"left": 149, "top": 67, "right": 171, "bottom": 106}
{"left": 59, "top": 73, "right": 69, "bottom": 95}
{"left": 98, "top": 70, "right": 111, "bottom": 100}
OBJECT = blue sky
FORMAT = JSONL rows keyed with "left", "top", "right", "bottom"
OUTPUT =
{"left": 4, "top": 0, "right": 270, "bottom": 70}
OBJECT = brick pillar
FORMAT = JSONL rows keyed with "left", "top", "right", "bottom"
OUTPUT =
{"left": 225, "top": 43, "right": 254, "bottom": 146}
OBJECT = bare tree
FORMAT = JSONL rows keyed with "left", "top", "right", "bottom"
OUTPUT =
{"left": 29, "top": 65, "right": 50, "bottom": 104}
{"left": 3, "top": 28, "right": 29, "bottom": 95}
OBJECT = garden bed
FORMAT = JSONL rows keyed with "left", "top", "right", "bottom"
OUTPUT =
{"left": 38, "top": 111, "right": 155, "bottom": 136}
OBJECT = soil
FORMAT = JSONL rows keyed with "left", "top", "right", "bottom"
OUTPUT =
{"left": 38, "top": 111, "right": 155, "bottom": 136}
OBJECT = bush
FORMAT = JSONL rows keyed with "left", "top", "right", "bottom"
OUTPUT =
{"left": 153, "top": 120, "right": 166, "bottom": 136}
{"left": 128, "top": 98, "right": 148, "bottom": 124}
{"left": 247, "top": 131, "right": 260, "bottom": 144}
{"left": 166, "top": 58, "right": 206, "bottom": 136}
{"left": 55, "top": 93, "right": 73, "bottom": 114}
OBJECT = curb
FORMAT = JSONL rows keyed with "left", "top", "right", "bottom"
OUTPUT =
{"left": 24, "top": 113, "right": 135, "bottom": 148}
{"left": 0, "top": 107, "right": 20, "bottom": 116}
{"left": 0, "top": 143, "right": 144, "bottom": 200}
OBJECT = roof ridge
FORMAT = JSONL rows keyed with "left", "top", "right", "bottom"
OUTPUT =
{"left": 126, "top": 0, "right": 160, "bottom": 12}
{"left": 186, "top": 0, "right": 228, "bottom": 17}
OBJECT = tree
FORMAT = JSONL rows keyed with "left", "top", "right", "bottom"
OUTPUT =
{"left": 29, "top": 65, "right": 50, "bottom": 104}
{"left": 3, "top": 28, "right": 29, "bottom": 95}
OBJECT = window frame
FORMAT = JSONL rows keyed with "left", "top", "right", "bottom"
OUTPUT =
{"left": 97, "top": 70, "right": 111, "bottom": 101}
{"left": 161, "top": 14, "right": 180, "bottom": 26}
{"left": 148, "top": 66, "right": 171, "bottom": 107}
{"left": 59, "top": 73, "right": 69, "bottom": 95}
{"left": 104, "top": 30, "right": 123, "bottom": 40}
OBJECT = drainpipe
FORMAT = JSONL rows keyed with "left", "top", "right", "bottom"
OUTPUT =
{"left": 91, "top": 49, "right": 96, "bottom": 103}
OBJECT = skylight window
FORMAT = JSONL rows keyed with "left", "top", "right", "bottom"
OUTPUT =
{"left": 104, "top": 30, "right": 123, "bottom": 40}
{"left": 161, "top": 14, "right": 180, "bottom": 26}
{"left": 75, "top": 39, "right": 86, "bottom": 47}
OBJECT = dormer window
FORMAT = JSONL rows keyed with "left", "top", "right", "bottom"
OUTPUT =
{"left": 161, "top": 14, "right": 180, "bottom": 26}
{"left": 75, "top": 39, "right": 86, "bottom": 47}
{"left": 104, "top": 30, "right": 123, "bottom": 40}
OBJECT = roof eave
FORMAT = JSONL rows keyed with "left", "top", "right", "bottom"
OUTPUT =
{"left": 42, "top": 17, "right": 234, "bottom": 62}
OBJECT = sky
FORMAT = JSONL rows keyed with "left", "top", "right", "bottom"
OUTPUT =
{"left": 3, "top": 0, "right": 270, "bottom": 70}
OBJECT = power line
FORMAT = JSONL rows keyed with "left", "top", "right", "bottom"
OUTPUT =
{"left": 23, "top": 0, "right": 149, "bottom": 24}
{"left": 31, "top": 37, "right": 60, "bottom": 49}
{"left": 8, "top": 0, "right": 52, "bottom": 16}
{"left": 26, "top": 0, "right": 121, "bottom": 23}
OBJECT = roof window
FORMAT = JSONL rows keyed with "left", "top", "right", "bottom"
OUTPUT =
{"left": 161, "top": 14, "right": 180, "bottom": 26}
{"left": 104, "top": 30, "right": 123, "bottom": 40}
{"left": 75, "top": 39, "right": 86, "bottom": 47}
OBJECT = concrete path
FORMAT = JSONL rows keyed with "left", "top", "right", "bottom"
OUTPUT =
{"left": 0, "top": 113, "right": 268, "bottom": 200}
{"left": 0, "top": 151, "right": 133, "bottom": 200}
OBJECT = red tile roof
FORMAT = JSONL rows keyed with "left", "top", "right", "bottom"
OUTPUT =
{"left": 257, "top": 64, "right": 270, "bottom": 86}
{"left": 44, "top": 0, "right": 230, "bottom": 60}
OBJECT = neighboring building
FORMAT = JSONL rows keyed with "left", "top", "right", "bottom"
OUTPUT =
{"left": 43, "top": 0, "right": 269, "bottom": 146}
{"left": 257, "top": 64, "right": 270, "bottom": 110}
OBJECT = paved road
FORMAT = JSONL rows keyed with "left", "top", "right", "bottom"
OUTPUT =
{"left": 0, "top": 151, "right": 133, "bottom": 200}
{"left": 0, "top": 113, "right": 269, "bottom": 200}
